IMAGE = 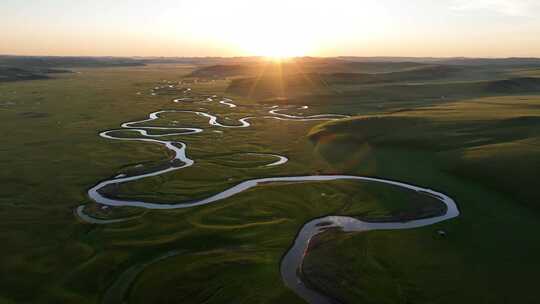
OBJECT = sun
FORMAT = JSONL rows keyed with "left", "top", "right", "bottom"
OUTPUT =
{"left": 178, "top": 0, "right": 389, "bottom": 58}
{"left": 222, "top": 6, "right": 316, "bottom": 58}
{"left": 239, "top": 31, "right": 313, "bottom": 59}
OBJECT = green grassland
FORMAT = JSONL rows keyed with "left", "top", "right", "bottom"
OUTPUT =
{"left": 309, "top": 96, "right": 540, "bottom": 210}
{"left": 1, "top": 58, "right": 540, "bottom": 303}
{"left": 299, "top": 94, "right": 540, "bottom": 303}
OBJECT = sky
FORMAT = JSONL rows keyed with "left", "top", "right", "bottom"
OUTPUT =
{"left": 1, "top": 0, "right": 540, "bottom": 58}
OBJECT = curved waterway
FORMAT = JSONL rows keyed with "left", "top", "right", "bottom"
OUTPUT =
{"left": 78, "top": 89, "right": 459, "bottom": 304}
{"left": 280, "top": 180, "right": 459, "bottom": 304}
{"left": 269, "top": 106, "right": 349, "bottom": 120}
{"left": 247, "top": 153, "right": 289, "bottom": 167}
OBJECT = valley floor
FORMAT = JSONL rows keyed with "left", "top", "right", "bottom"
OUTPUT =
{"left": 1, "top": 62, "right": 539, "bottom": 303}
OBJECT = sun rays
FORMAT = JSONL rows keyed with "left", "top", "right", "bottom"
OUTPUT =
{"left": 245, "top": 57, "right": 330, "bottom": 99}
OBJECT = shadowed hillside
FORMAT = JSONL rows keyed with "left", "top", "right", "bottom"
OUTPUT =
{"left": 226, "top": 72, "right": 333, "bottom": 98}
{"left": 187, "top": 58, "right": 432, "bottom": 80}
{"left": 188, "top": 64, "right": 258, "bottom": 78}
{"left": 308, "top": 97, "right": 540, "bottom": 212}
{"left": 323, "top": 65, "right": 462, "bottom": 84}
{"left": 228, "top": 75, "right": 540, "bottom": 102}
{"left": 187, "top": 57, "right": 540, "bottom": 100}
{"left": 0, "top": 66, "right": 71, "bottom": 82}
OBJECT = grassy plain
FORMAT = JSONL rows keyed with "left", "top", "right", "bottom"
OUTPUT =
{"left": 1, "top": 59, "right": 539, "bottom": 303}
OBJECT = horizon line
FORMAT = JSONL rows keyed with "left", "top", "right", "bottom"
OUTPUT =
{"left": 2, "top": 53, "right": 540, "bottom": 60}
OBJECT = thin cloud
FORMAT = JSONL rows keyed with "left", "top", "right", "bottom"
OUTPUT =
{"left": 452, "top": 0, "right": 539, "bottom": 16}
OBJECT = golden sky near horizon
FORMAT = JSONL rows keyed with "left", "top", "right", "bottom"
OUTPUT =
{"left": 2, "top": 0, "right": 540, "bottom": 57}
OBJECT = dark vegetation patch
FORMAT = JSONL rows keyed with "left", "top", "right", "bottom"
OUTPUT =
{"left": 486, "top": 77, "right": 540, "bottom": 93}
{"left": 300, "top": 229, "right": 430, "bottom": 304}
{"left": 0, "top": 66, "right": 73, "bottom": 82}
{"left": 347, "top": 182, "right": 447, "bottom": 223}
{"left": 17, "top": 111, "right": 50, "bottom": 118}
{"left": 0, "top": 66, "right": 51, "bottom": 82}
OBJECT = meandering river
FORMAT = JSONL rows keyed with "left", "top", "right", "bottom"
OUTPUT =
{"left": 77, "top": 87, "right": 459, "bottom": 303}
